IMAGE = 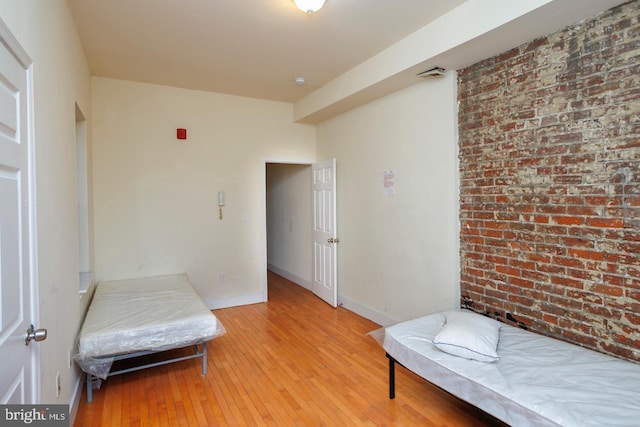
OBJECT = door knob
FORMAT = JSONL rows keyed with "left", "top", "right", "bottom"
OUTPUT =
{"left": 25, "top": 324, "right": 47, "bottom": 345}
{"left": 327, "top": 238, "right": 340, "bottom": 244}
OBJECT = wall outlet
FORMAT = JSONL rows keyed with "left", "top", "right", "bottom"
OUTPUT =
{"left": 56, "top": 372, "right": 61, "bottom": 397}
{"left": 219, "top": 273, "right": 226, "bottom": 283}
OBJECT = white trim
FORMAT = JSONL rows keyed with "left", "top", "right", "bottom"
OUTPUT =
{"left": 263, "top": 157, "right": 315, "bottom": 165}
{"left": 267, "top": 264, "right": 311, "bottom": 291}
{"left": 261, "top": 162, "right": 268, "bottom": 302}
{"left": 0, "top": 17, "right": 32, "bottom": 67}
{"left": 204, "top": 292, "right": 265, "bottom": 310}
{"left": 26, "top": 49, "right": 39, "bottom": 407}
{"left": 452, "top": 71, "right": 462, "bottom": 307}
{"left": 79, "top": 271, "right": 94, "bottom": 295}
{"left": 68, "top": 372, "right": 84, "bottom": 426}
{"left": 338, "top": 295, "right": 400, "bottom": 327}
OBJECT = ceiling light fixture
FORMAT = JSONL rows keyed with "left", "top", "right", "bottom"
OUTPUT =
{"left": 293, "top": 0, "right": 326, "bottom": 14}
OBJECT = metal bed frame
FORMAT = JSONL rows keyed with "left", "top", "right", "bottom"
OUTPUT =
{"left": 85, "top": 342, "right": 208, "bottom": 403}
{"left": 386, "top": 352, "right": 398, "bottom": 399}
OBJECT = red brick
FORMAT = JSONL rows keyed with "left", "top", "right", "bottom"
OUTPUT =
{"left": 485, "top": 288, "right": 509, "bottom": 301}
{"left": 587, "top": 283, "right": 625, "bottom": 297}
{"left": 522, "top": 269, "right": 548, "bottom": 282}
{"left": 538, "top": 282, "right": 568, "bottom": 295}
{"left": 540, "top": 302, "right": 568, "bottom": 316}
{"left": 568, "top": 248, "right": 606, "bottom": 261}
{"left": 465, "top": 268, "right": 485, "bottom": 278}
{"left": 625, "top": 313, "right": 640, "bottom": 326}
{"left": 602, "top": 274, "right": 626, "bottom": 286}
{"left": 554, "top": 256, "right": 584, "bottom": 269}
{"left": 606, "top": 296, "right": 640, "bottom": 312}
{"left": 480, "top": 228, "right": 503, "bottom": 238}
{"left": 560, "top": 236, "right": 596, "bottom": 248}
{"left": 509, "top": 295, "right": 535, "bottom": 307}
{"left": 485, "top": 255, "right": 507, "bottom": 265}
{"left": 567, "top": 268, "right": 601, "bottom": 281}
{"left": 603, "top": 252, "right": 637, "bottom": 264}
{"left": 484, "top": 220, "right": 509, "bottom": 229}
{"left": 566, "top": 288, "right": 603, "bottom": 303}
{"left": 510, "top": 277, "right": 536, "bottom": 289}
{"left": 496, "top": 265, "right": 521, "bottom": 277}
{"left": 507, "top": 241, "right": 534, "bottom": 252}
{"left": 567, "top": 205, "right": 599, "bottom": 216}
{"left": 537, "top": 204, "right": 567, "bottom": 214}
{"left": 554, "top": 216, "right": 585, "bottom": 225}
{"left": 550, "top": 275, "right": 584, "bottom": 289}
{"left": 586, "top": 217, "right": 624, "bottom": 228}
{"left": 518, "top": 217, "right": 540, "bottom": 228}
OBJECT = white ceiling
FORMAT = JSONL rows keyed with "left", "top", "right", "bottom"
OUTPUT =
{"left": 68, "top": 0, "right": 628, "bottom": 116}
{"left": 67, "top": 0, "right": 468, "bottom": 103}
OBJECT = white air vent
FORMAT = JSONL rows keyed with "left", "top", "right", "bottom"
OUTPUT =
{"left": 417, "top": 67, "right": 445, "bottom": 78}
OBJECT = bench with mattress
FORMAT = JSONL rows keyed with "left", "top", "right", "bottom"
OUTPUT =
{"left": 373, "top": 309, "right": 640, "bottom": 427}
{"left": 75, "top": 274, "right": 226, "bottom": 402}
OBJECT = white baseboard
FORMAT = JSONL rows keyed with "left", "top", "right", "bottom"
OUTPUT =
{"left": 204, "top": 292, "right": 265, "bottom": 310}
{"left": 69, "top": 371, "right": 84, "bottom": 426}
{"left": 200, "top": 268, "right": 397, "bottom": 328}
{"left": 266, "top": 264, "right": 397, "bottom": 327}
{"left": 338, "top": 295, "right": 400, "bottom": 327}
{"left": 267, "top": 264, "right": 311, "bottom": 290}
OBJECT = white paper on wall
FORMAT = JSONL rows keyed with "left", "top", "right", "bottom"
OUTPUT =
{"left": 382, "top": 170, "right": 396, "bottom": 196}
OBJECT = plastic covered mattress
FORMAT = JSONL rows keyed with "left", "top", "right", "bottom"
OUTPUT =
{"left": 75, "top": 274, "right": 225, "bottom": 379}
{"left": 378, "top": 310, "right": 640, "bottom": 427}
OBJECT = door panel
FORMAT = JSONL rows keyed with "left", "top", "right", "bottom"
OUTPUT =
{"left": 312, "top": 159, "right": 337, "bottom": 307}
{"left": 0, "top": 21, "right": 36, "bottom": 404}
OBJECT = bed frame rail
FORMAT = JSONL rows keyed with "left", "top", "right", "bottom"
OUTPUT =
{"left": 86, "top": 342, "right": 207, "bottom": 403}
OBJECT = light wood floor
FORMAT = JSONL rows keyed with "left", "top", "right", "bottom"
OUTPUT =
{"left": 74, "top": 272, "right": 506, "bottom": 426}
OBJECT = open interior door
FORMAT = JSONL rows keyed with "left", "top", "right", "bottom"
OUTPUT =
{"left": 312, "top": 159, "right": 338, "bottom": 307}
{"left": 0, "top": 20, "right": 40, "bottom": 403}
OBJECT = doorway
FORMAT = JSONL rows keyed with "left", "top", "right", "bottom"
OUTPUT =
{"left": 265, "top": 162, "right": 313, "bottom": 295}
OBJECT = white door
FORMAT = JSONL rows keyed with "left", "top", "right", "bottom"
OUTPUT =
{"left": 0, "top": 21, "right": 40, "bottom": 404}
{"left": 312, "top": 159, "right": 338, "bottom": 307}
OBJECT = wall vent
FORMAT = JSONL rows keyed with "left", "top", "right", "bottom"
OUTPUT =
{"left": 417, "top": 67, "right": 446, "bottom": 78}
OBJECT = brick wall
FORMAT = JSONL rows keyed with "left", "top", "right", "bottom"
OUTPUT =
{"left": 458, "top": 0, "right": 640, "bottom": 361}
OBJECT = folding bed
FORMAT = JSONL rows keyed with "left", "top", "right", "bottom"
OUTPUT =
{"left": 372, "top": 309, "right": 640, "bottom": 426}
{"left": 75, "top": 274, "right": 226, "bottom": 402}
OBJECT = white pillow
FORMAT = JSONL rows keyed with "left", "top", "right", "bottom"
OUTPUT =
{"left": 432, "top": 310, "right": 501, "bottom": 362}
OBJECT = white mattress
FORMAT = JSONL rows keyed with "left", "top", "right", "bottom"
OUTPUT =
{"left": 382, "top": 310, "right": 640, "bottom": 427}
{"left": 76, "top": 274, "right": 225, "bottom": 377}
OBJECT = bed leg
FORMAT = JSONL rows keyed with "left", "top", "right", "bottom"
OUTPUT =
{"left": 386, "top": 352, "right": 396, "bottom": 399}
{"left": 202, "top": 343, "right": 208, "bottom": 375}
{"left": 86, "top": 373, "right": 93, "bottom": 403}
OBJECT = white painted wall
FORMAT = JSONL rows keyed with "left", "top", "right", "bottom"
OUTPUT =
{"left": 0, "top": 0, "right": 93, "bottom": 413}
{"left": 92, "top": 77, "right": 316, "bottom": 306}
{"left": 266, "top": 163, "right": 312, "bottom": 288}
{"left": 316, "top": 72, "right": 459, "bottom": 325}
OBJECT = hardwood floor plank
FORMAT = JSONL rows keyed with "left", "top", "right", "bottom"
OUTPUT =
{"left": 75, "top": 272, "right": 507, "bottom": 426}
